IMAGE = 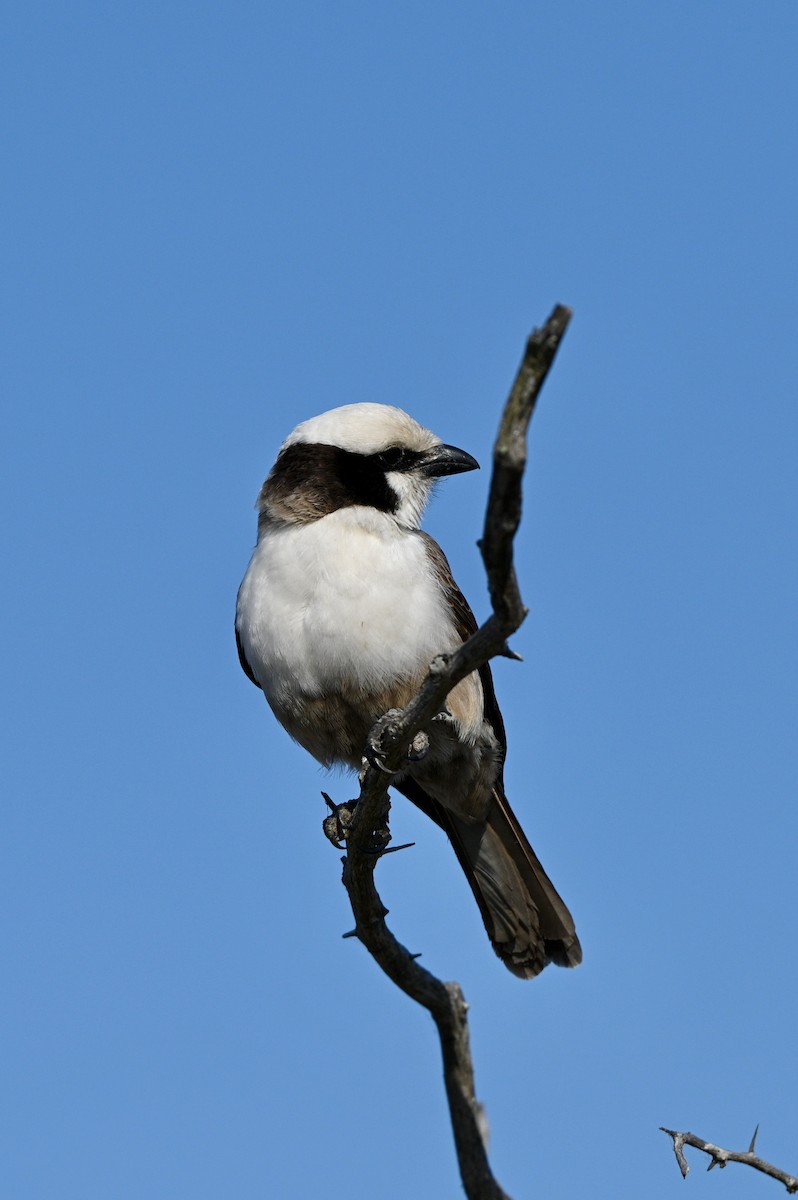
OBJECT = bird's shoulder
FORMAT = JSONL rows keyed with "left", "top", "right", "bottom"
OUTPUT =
{"left": 414, "top": 530, "right": 507, "bottom": 759}
{"left": 414, "top": 530, "right": 479, "bottom": 642}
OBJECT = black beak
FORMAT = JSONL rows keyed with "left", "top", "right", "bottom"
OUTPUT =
{"left": 419, "top": 443, "right": 480, "bottom": 478}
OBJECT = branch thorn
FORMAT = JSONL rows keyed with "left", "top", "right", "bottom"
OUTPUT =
{"left": 365, "top": 841, "right": 415, "bottom": 856}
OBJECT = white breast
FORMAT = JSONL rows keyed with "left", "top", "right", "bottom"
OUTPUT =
{"left": 236, "top": 507, "right": 461, "bottom": 706}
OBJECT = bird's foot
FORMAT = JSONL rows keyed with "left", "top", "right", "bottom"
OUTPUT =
{"left": 362, "top": 709, "right": 404, "bottom": 774}
{"left": 321, "top": 792, "right": 393, "bottom": 854}
{"left": 321, "top": 792, "right": 358, "bottom": 849}
{"left": 363, "top": 710, "right": 439, "bottom": 770}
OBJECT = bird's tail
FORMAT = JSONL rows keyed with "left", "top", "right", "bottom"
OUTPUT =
{"left": 395, "top": 779, "right": 581, "bottom": 978}
{"left": 443, "top": 789, "right": 581, "bottom": 979}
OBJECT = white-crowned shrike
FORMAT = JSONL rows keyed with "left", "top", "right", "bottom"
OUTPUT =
{"left": 235, "top": 403, "right": 581, "bottom": 978}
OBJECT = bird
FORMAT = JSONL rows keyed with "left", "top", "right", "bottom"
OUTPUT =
{"left": 235, "top": 402, "right": 581, "bottom": 979}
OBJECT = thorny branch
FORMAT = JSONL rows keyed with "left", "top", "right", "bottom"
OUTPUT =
{"left": 661, "top": 1126, "right": 798, "bottom": 1194}
{"left": 327, "top": 306, "right": 572, "bottom": 1200}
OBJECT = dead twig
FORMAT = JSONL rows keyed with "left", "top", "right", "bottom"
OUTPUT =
{"left": 661, "top": 1126, "right": 798, "bottom": 1194}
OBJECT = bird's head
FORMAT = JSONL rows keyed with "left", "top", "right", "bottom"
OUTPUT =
{"left": 257, "top": 403, "right": 479, "bottom": 530}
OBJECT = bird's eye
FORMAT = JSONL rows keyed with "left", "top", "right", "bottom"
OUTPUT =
{"left": 379, "top": 447, "right": 406, "bottom": 470}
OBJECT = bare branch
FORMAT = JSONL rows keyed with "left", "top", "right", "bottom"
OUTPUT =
{"left": 661, "top": 1127, "right": 798, "bottom": 1194}
{"left": 332, "top": 306, "right": 572, "bottom": 1200}
{"left": 482, "top": 302, "right": 572, "bottom": 622}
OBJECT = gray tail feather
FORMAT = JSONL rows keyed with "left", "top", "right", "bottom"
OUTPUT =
{"left": 394, "top": 779, "right": 581, "bottom": 979}
{"left": 446, "top": 790, "right": 581, "bottom": 979}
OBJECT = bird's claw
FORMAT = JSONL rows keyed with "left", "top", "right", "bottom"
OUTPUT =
{"left": 364, "top": 710, "right": 437, "bottom": 769}
{"left": 363, "top": 746, "right": 393, "bottom": 774}
{"left": 363, "top": 827, "right": 392, "bottom": 854}
{"left": 363, "top": 709, "right": 404, "bottom": 774}
{"left": 321, "top": 791, "right": 393, "bottom": 854}
{"left": 370, "top": 726, "right": 430, "bottom": 765}
{"left": 321, "top": 792, "right": 358, "bottom": 849}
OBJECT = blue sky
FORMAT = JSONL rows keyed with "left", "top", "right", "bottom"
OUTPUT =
{"left": 3, "top": 3, "right": 797, "bottom": 1197}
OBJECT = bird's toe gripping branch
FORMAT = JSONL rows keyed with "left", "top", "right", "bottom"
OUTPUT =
{"left": 362, "top": 708, "right": 434, "bottom": 770}
{"left": 321, "top": 792, "right": 396, "bottom": 855}
{"left": 321, "top": 792, "right": 359, "bottom": 849}
{"left": 362, "top": 709, "right": 404, "bottom": 774}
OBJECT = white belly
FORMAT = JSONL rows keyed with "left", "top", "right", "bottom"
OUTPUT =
{"left": 236, "top": 508, "right": 460, "bottom": 707}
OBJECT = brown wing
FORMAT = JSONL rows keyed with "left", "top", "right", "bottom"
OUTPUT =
{"left": 235, "top": 620, "right": 261, "bottom": 688}
{"left": 397, "top": 533, "right": 580, "bottom": 978}
{"left": 415, "top": 531, "right": 507, "bottom": 771}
